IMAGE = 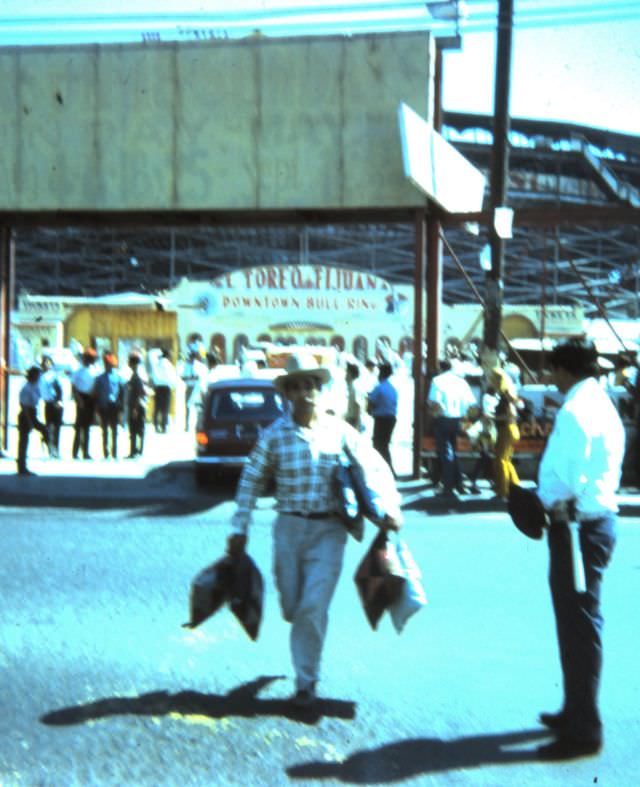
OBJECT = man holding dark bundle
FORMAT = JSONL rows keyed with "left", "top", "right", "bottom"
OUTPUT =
{"left": 535, "top": 338, "right": 624, "bottom": 760}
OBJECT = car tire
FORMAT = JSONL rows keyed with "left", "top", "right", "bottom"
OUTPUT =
{"left": 195, "top": 463, "right": 212, "bottom": 488}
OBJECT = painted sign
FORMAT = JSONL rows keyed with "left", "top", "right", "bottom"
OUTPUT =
{"left": 187, "top": 265, "right": 412, "bottom": 322}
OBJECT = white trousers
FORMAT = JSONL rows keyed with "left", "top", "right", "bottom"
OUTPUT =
{"left": 273, "top": 513, "right": 347, "bottom": 691}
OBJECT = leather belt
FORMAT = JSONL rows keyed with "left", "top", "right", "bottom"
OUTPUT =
{"left": 285, "top": 511, "right": 332, "bottom": 520}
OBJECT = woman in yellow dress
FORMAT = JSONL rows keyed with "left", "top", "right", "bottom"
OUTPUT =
{"left": 489, "top": 366, "right": 521, "bottom": 499}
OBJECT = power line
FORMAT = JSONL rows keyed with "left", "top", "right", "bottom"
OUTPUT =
{"left": 1, "top": 2, "right": 639, "bottom": 45}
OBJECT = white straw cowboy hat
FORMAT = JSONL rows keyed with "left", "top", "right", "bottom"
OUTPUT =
{"left": 274, "top": 351, "right": 331, "bottom": 394}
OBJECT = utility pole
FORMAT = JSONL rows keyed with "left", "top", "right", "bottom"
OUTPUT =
{"left": 0, "top": 226, "right": 15, "bottom": 453}
{"left": 482, "top": 0, "right": 514, "bottom": 371}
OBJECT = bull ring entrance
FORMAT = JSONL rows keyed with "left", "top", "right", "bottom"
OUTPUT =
{"left": 0, "top": 31, "right": 441, "bottom": 474}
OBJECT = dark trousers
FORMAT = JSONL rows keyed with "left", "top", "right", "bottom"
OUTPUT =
{"left": 469, "top": 446, "right": 493, "bottom": 487}
{"left": 73, "top": 394, "right": 94, "bottom": 459}
{"left": 44, "top": 401, "right": 63, "bottom": 457}
{"left": 154, "top": 385, "right": 171, "bottom": 433}
{"left": 98, "top": 404, "right": 120, "bottom": 459}
{"left": 547, "top": 514, "right": 616, "bottom": 740}
{"left": 17, "top": 408, "right": 46, "bottom": 472}
{"left": 372, "top": 415, "right": 396, "bottom": 474}
{"left": 433, "top": 416, "right": 462, "bottom": 492}
{"left": 128, "top": 405, "right": 146, "bottom": 457}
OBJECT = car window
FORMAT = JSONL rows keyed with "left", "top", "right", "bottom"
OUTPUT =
{"left": 210, "top": 389, "right": 284, "bottom": 420}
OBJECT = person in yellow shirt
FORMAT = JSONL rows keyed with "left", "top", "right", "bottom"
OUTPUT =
{"left": 488, "top": 366, "right": 521, "bottom": 499}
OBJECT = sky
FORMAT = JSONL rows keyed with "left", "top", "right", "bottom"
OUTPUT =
{"left": 443, "top": 18, "right": 640, "bottom": 136}
{"left": 1, "top": 1, "right": 639, "bottom": 136}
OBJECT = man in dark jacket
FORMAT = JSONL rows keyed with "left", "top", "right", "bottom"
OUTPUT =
{"left": 94, "top": 353, "right": 125, "bottom": 459}
{"left": 17, "top": 366, "right": 47, "bottom": 475}
{"left": 126, "top": 353, "right": 149, "bottom": 458}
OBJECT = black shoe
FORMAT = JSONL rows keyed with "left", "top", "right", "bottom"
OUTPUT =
{"left": 436, "top": 489, "right": 458, "bottom": 500}
{"left": 536, "top": 735, "right": 602, "bottom": 760}
{"left": 291, "top": 686, "right": 316, "bottom": 709}
{"left": 539, "top": 711, "right": 570, "bottom": 731}
{"left": 17, "top": 468, "right": 36, "bottom": 476}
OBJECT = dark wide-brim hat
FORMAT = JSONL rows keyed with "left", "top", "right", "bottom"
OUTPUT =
{"left": 507, "top": 484, "right": 548, "bottom": 540}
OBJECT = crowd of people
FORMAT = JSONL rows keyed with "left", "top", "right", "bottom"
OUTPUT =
{"left": 424, "top": 341, "right": 640, "bottom": 501}
{"left": 15, "top": 345, "right": 183, "bottom": 474}
{"left": 425, "top": 357, "right": 524, "bottom": 501}
{"left": 14, "top": 333, "right": 640, "bottom": 492}
{"left": 13, "top": 337, "right": 404, "bottom": 477}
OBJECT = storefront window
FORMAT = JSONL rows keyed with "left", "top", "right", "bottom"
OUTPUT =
{"left": 353, "top": 336, "right": 368, "bottom": 362}
{"left": 399, "top": 336, "right": 413, "bottom": 355}
{"left": 210, "top": 333, "right": 226, "bottom": 363}
{"left": 233, "top": 334, "right": 249, "bottom": 362}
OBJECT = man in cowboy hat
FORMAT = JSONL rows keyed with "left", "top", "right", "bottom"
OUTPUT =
{"left": 534, "top": 337, "right": 624, "bottom": 760}
{"left": 227, "top": 351, "right": 402, "bottom": 709}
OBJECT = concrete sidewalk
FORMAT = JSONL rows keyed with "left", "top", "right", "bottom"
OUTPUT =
{"left": 2, "top": 422, "right": 640, "bottom": 516}
{"left": 0, "top": 422, "right": 416, "bottom": 507}
{"left": 0, "top": 424, "right": 200, "bottom": 507}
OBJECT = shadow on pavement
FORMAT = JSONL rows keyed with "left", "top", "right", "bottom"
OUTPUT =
{"left": 401, "top": 486, "right": 640, "bottom": 520}
{"left": 619, "top": 503, "right": 640, "bottom": 518}
{"left": 402, "top": 494, "right": 508, "bottom": 516}
{"left": 0, "top": 460, "right": 237, "bottom": 513}
{"left": 40, "top": 676, "right": 356, "bottom": 728}
{"left": 286, "top": 729, "right": 552, "bottom": 782}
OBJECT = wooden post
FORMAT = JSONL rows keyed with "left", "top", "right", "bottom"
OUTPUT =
{"left": 483, "top": 0, "right": 514, "bottom": 370}
{"left": 0, "top": 226, "right": 15, "bottom": 452}
{"left": 412, "top": 210, "right": 427, "bottom": 479}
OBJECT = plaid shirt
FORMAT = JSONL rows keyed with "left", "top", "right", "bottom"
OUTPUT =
{"left": 231, "top": 412, "right": 401, "bottom": 535}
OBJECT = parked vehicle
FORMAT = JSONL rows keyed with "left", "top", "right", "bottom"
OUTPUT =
{"left": 194, "top": 377, "right": 285, "bottom": 487}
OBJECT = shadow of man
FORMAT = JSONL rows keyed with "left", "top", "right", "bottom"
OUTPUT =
{"left": 286, "top": 729, "right": 552, "bottom": 782}
{"left": 40, "top": 676, "right": 356, "bottom": 729}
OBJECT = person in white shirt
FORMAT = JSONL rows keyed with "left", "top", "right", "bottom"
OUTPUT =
{"left": 151, "top": 349, "right": 177, "bottom": 433}
{"left": 204, "top": 351, "right": 223, "bottom": 388}
{"left": 535, "top": 338, "right": 624, "bottom": 760}
{"left": 427, "top": 359, "right": 477, "bottom": 498}
{"left": 71, "top": 348, "right": 98, "bottom": 460}
{"left": 179, "top": 350, "right": 207, "bottom": 431}
{"left": 39, "top": 355, "right": 64, "bottom": 458}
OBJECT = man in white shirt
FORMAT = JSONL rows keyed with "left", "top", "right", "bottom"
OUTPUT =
{"left": 39, "top": 355, "right": 64, "bottom": 458}
{"left": 150, "top": 348, "right": 177, "bottom": 433}
{"left": 179, "top": 350, "right": 207, "bottom": 432}
{"left": 427, "top": 359, "right": 477, "bottom": 498}
{"left": 536, "top": 338, "right": 624, "bottom": 760}
{"left": 71, "top": 348, "right": 98, "bottom": 460}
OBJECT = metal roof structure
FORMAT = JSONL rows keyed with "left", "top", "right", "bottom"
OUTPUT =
{"left": 11, "top": 111, "right": 640, "bottom": 319}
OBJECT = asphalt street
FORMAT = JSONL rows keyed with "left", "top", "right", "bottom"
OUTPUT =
{"left": 1, "top": 488, "right": 639, "bottom": 786}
